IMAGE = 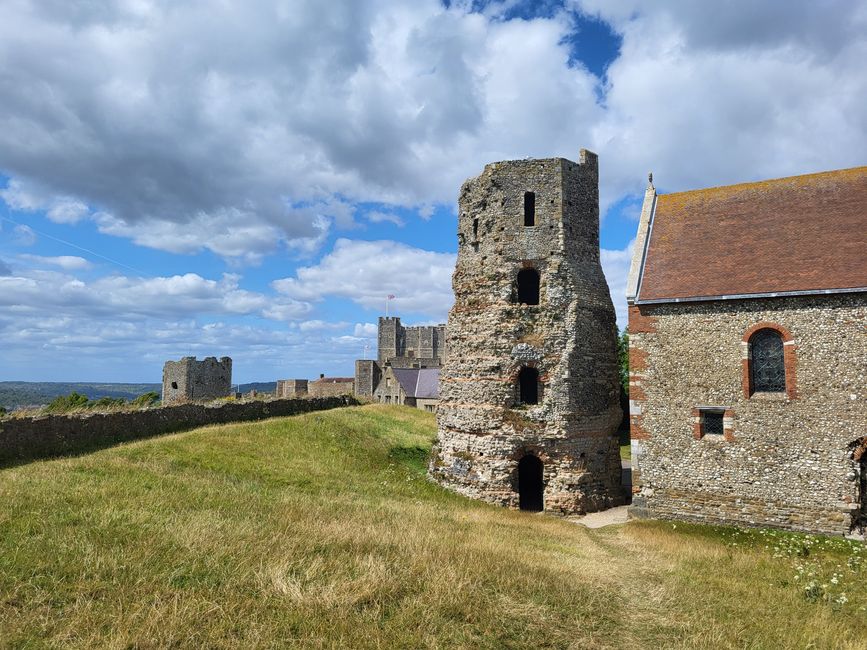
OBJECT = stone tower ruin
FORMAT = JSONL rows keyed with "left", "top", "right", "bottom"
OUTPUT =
{"left": 430, "top": 151, "right": 624, "bottom": 515}
{"left": 162, "top": 356, "right": 232, "bottom": 405}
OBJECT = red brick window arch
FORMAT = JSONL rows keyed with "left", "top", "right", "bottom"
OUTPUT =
{"left": 742, "top": 323, "right": 798, "bottom": 399}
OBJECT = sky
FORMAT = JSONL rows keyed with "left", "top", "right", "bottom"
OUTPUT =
{"left": 1, "top": 0, "right": 866, "bottom": 383}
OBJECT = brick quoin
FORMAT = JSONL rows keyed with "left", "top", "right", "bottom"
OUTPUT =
{"left": 741, "top": 321, "right": 799, "bottom": 400}
{"left": 629, "top": 347, "right": 650, "bottom": 372}
{"left": 630, "top": 416, "right": 651, "bottom": 440}
{"left": 628, "top": 305, "right": 658, "bottom": 333}
{"left": 628, "top": 384, "right": 647, "bottom": 402}
{"left": 723, "top": 409, "right": 736, "bottom": 442}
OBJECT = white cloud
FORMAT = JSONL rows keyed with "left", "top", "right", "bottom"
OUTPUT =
{"left": 600, "top": 241, "right": 634, "bottom": 329}
{"left": 576, "top": 0, "right": 867, "bottom": 206}
{"left": 353, "top": 322, "right": 378, "bottom": 337}
{"left": 273, "top": 238, "right": 455, "bottom": 319}
{"left": 0, "top": 1, "right": 603, "bottom": 260}
{"left": 0, "top": 269, "right": 312, "bottom": 321}
{"left": 298, "top": 319, "right": 348, "bottom": 332}
{"left": 12, "top": 224, "right": 36, "bottom": 246}
{"left": 20, "top": 254, "right": 92, "bottom": 270}
{"left": 367, "top": 211, "right": 405, "bottom": 227}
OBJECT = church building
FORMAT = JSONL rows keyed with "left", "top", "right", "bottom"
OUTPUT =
{"left": 626, "top": 166, "right": 867, "bottom": 536}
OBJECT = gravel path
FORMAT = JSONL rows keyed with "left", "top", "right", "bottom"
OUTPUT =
{"left": 570, "top": 505, "right": 630, "bottom": 528}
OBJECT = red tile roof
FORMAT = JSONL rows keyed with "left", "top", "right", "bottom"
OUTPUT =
{"left": 638, "top": 166, "right": 867, "bottom": 302}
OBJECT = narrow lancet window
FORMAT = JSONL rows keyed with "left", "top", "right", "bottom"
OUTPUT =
{"left": 518, "top": 367, "right": 539, "bottom": 405}
{"left": 516, "top": 268, "right": 540, "bottom": 305}
{"left": 524, "top": 191, "right": 535, "bottom": 226}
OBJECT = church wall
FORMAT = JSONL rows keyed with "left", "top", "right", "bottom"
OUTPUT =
{"left": 629, "top": 292, "right": 867, "bottom": 535}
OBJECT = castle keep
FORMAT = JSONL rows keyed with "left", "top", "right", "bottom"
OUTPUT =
{"left": 627, "top": 167, "right": 867, "bottom": 536}
{"left": 354, "top": 317, "right": 447, "bottom": 397}
{"left": 162, "top": 356, "right": 232, "bottom": 405}
{"left": 430, "top": 151, "right": 624, "bottom": 515}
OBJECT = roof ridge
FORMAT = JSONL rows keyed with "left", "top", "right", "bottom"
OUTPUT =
{"left": 659, "top": 165, "right": 867, "bottom": 199}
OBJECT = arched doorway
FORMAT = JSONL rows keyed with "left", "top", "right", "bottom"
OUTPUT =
{"left": 518, "top": 454, "right": 544, "bottom": 511}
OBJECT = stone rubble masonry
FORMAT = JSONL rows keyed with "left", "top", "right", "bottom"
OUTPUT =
{"left": 308, "top": 378, "right": 355, "bottom": 398}
{"left": 430, "top": 151, "right": 624, "bottom": 515}
{"left": 276, "top": 379, "right": 308, "bottom": 398}
{"left": 377, "top": 317, "right": 447, "bottom": 369}
{"left": 354, "top": 360, "right": 382, "bottom": 398}
{"left": 0, "top": 395, "right": 358, "bottom": 464}
{"left": 628, "top": 293, "right": 867, "bottom": 536}
{"left": 162, "top": 356, "right": 232, "bottom": 405}
{"left": 354, "top": 318, "right": 446, "bottom": 397}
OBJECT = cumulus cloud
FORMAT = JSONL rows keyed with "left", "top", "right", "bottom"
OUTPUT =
{"left": 0, "top": 0, "right": 606, "bottom": 260}
{"left": 354, "top": 322, "right": 378, "bottom": 337}
{"left": 0, "top": 269, "right": 309, "bottom": 320}
{"left": 273, "top": 238, "right": 455, "bottom": 319}
{"left": 577, "top": 0, "right": 867, "bottom": 205}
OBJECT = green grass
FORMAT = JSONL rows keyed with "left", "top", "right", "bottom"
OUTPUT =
{"left": 1, "top": 405, "right": 864, "bottom": 649}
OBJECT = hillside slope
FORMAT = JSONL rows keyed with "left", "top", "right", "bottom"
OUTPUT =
{"left": 0, "top": 405, "right": 863, "bottom": 648}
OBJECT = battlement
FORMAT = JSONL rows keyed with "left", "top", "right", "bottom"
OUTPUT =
{"left": 377, "top": 316, "right": 447, "bottom": 366}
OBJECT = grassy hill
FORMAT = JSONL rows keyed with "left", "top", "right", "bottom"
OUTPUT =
{"left": 0, "top": 405, "right": 863, "bottom": 648}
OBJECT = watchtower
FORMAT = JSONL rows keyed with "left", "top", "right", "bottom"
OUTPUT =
{"left": 430, "top": 151, "right": 624, "bottom": 515}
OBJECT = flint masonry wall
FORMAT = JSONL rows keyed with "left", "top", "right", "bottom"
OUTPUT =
{"left": 629, "top": 293, "right": 867, "bottom": 535}
{"left": 431, "top": 152, "right": 624, "bottom": 515}
{"left": 0, "top": 395, "right": 357, "bottom": 464}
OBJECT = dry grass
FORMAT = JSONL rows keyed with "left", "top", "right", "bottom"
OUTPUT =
{"left": 0, "top": 404, "right": 863, "bottom": 649}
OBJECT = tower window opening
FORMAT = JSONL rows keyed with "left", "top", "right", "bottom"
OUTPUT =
{"left": 524, "top": 191, "right": 535, "bottom": 226}
{"left": 516, "top": 268, "right": 540, "bottom": 305}
{"left": 518, "top": 454, "right": 543, "bottom": 511}
{"left": 518, "top": 367, "right": 539, "bottom": 405}
{"left": 472, "top": 218, "right": 479, "bottom": 240}
{"left": 171, "top": 381, "right": 178, "bottom": 390}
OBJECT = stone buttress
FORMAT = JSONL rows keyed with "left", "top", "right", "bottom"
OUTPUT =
{"left": 430, "top": 151, "right": 624, "bottom": 515}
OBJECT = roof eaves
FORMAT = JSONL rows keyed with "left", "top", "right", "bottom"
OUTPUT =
{"left": 634, "top": 286, "right": 867, "bottom": 305}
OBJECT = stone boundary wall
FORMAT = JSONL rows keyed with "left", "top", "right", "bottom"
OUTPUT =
{"left": 0, "top": 395, "right": 358, "bottom": 464}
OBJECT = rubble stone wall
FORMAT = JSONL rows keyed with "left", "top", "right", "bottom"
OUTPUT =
{"left": 629, "top": 293, "right": 867, "bottom": 535}
{"left": 0, "top": 395, "right": 357, "bottom": 464}
{"left": 276, "top": 379, "right": 308, "bottom": 398}
{"left": 431, "top": 152, "right": 624, "bottom": 515}
{"left": 309, "top": 380, "right": 354, "bottom": 398}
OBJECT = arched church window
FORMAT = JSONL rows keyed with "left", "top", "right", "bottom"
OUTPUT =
{"left": 749, "top": 328, "right": 785, "bottom": 392}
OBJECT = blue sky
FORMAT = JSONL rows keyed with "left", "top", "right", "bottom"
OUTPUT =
{"left": 1, "top": 0, "right": 866, "bottom": 383}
